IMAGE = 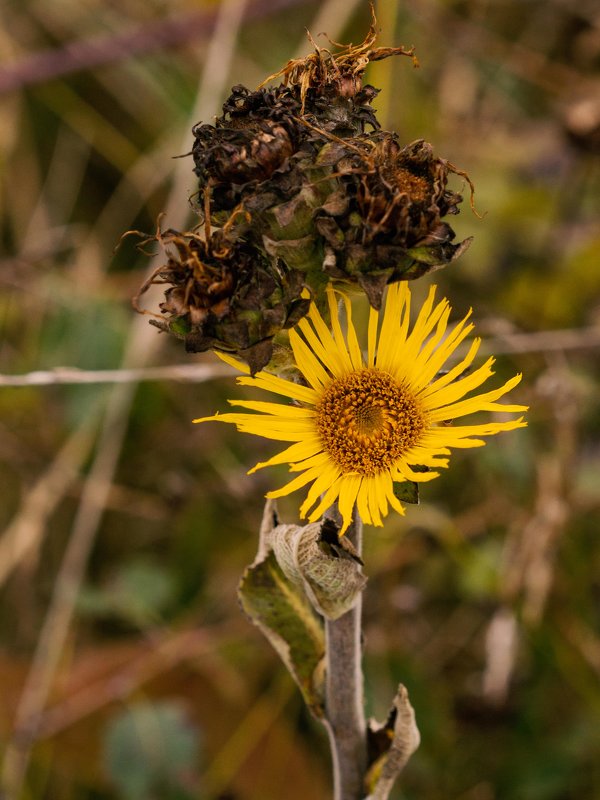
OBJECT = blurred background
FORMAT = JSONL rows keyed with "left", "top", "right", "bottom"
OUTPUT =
{"left": 1, "top": 0, "right": 599, "bottom": 798}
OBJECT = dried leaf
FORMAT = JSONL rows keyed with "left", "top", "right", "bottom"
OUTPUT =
{"left": 266, "top": 518, "right": 367, "bottom": 620}
{"left": 238, "top": 550, "right": 325, "bottom": 717}
{"left": 365, "top": 685, "right": 420, "bottom": 799}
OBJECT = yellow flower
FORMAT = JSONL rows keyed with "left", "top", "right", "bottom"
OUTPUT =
{"left": 195, "top": 283, "right": 527, "bottom": 533}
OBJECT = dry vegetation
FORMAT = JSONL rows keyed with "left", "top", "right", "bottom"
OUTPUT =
{"left": 0, "top": 0, "right": 599, "bottom": 798}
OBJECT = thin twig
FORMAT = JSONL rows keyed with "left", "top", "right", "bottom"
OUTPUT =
{"left": 324, "top": 513, "right": 367, "bottom": 800}
{"left": 37, "top": 624, "right": 233, "bottom": 739}
{"left": 0, "top": 325, "right": 598, "bottom": 388}
{"left": 0, "top": 420, "right": 98, "bottom": 589}
{"left": 477, "top": 326, "right": 600, "bottom": 356}
{"left": 0, "top": 363, "right": 232, "bottom": 387}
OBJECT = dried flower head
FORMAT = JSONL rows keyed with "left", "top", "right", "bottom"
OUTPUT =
{"left": 191, "top": 16, "right": 472, "bottom": 311}
{"left": 136, "top": 9, "right": 476, "bottom": 365}
{"left": 259, "top": 5, "right": 418, "bottom": 111}
{"left": 133, "top": 226, "right": 309, "bottom": 373}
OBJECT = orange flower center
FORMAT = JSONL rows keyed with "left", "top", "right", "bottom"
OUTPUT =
{"left": 315, "top": 368, "right": 427, "bottom": 475}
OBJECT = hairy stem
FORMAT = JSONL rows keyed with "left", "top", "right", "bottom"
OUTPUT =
{"left": 324, "top": 512, "right": 366, "bottom": 800}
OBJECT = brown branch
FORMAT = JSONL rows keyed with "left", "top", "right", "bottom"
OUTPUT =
{"left": 0, "top": 421, "right": 98, "bottom": 589}
{"left": 0, "top": 363, "right": 232, "bottom": 387}
{"left": 0, "top": 325, "right": 598, "bottom": 388}
{"left": 478, "top": 326, "right": 600, "bottom": 356}
{"left": 36, "top": 625, "right": 232, "bottom": 739}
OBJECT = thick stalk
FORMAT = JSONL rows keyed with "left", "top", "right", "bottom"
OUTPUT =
{"left": 324, "top": 512, "right": 366, "bottom": 800}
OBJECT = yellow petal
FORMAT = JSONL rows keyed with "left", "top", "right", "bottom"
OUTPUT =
{"left": 227, "top": 399, "right": 315, "bottom": 417}
{"left": 300, "top": 463, "right": 342, "bottom": 517}
{"left": 412, "top": 319, "right": 476, "bottom": 390}
{"left": 306, "top": 480, "right": 343, "bottom": 523}
{"left": 297, "top": 315, "right": 346, "bottom": 377}
{"left": 214, "top": 350, "right": 250, "bottom": 374}
{"left": 423, "top": 418, "right": 528, "bottom": 448}
{"left": 327, "top": 285, "right": 353, "bottom": 373}
{"left": 215, "top": 413, "right": 315, "bottom": 441}
{"left": 248, "top": 438, "right": 323, "bottom": 473}
{"left": 338, "top": 291, "right": 364, "bottom": 371}
{"left": 237, "top": 372, "right": 318, "bottom": 405}
{"left": 289, "top": 328, "right": 331, "bottom": 390}
{"left": 337, "top": 474, "right": 362, "bottom": 533}
{"left": 417, "top": 334, "right": 479, "bottom": 395}
{"left": 306, "top": 300, "right": 345, "bottom": 365}
{"left": 376, "top": 282, "right": 409, "bottom": 372}
{"left": 367, "top": 479, "right": 383, "bottom": 526}
{"left": 397, "top": 286, "right": 440, "bottom": 366}
{"left": 367, "top": 304, "right": 379, "bottom": 368}
{"left": 393, "top": 462, "right": 440, "bottom": 482}
{"left": 266, "top": 463, "right": 326, "bottom": 499}
{"left": 425, "top": 357, "right": 496, "bottom": 409}
{"left": 429, "top": 374, "right": 525, "bottom": 422}
{"left": 356, "top": 480, "right": 372, "bottom": 525}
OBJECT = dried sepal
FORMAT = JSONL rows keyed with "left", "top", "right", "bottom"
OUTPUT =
{"left": 258, "top": 3, "right": 418, "bottom": 111}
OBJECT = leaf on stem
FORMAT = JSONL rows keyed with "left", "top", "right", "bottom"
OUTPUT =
{"left": 239, "top": 501, "right": 367, "bottom": 717}
{"left": 268, "top": 516, "right": 367, "bottom": 620}
{"left": 239, "top": 550, "right": 326, "bottom": 717}
{"left": 365, "top": 684, "right": 421, "bottom": 800}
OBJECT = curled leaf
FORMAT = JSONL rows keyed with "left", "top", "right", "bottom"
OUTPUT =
{"left": 365, "top": 684, "right": 421, "bottom": 799}
{"left": 266, "top": 517, "right": 367, "bottom": 620}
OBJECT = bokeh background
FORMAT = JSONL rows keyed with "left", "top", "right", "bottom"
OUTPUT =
{"left": 1, "top": 0, "right": 599, "bottom": 798}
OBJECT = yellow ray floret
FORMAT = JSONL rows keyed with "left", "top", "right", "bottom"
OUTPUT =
{"left": 194, "top": 282, "right": 528, "bottom": 534}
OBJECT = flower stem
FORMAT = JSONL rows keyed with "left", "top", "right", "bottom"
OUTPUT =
{"left": 324, "top": 512, "right": 366, "bottom": 800}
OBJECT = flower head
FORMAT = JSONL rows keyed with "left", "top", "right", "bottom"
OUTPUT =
{"left": 195, "top": 283, "right": 527, "bottom": 533}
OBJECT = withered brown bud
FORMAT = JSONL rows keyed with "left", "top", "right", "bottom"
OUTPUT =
{"left": 192, "top": 85, "right": 302, "bottom": 187}
{"left": 134, "top": 9, "right": 476, "bottom": 365}
{"left": 192, "top": 77, "right": 382, "bottom": 221}
{"left": 188, "top": 17, "right": 474, "bottom": 311}
{"left": 313, "top": 134, "right": 473, "bottom": 307}
{"left": 133, "top": 228, "right": 310, "bottom": 373}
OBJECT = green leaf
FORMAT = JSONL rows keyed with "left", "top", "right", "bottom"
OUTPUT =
{"left": 393, "top": 481, "right": 419, "bottom": 504}
{"left": 238, "top": 551, "right": 325, "bottom": 717}
{"left": 103, "top": 701, "right": 200, "bottom": 800}
{"left": 78, "top": 560, "right": 176, "bottom": 627}
{"left": 262, "top": 233, "right": 323, "bottom": 272}
{"left": 169, "top": 316, "right": 191, "bottom": 336}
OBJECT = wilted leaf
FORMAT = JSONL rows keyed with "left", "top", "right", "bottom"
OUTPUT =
{"left": 268, "top": 518, "right": 367, "bottom": 620}
{"left": 365, "top": 685, "right": 420, "bottom": 799}
{"left": 238, "top": 551, "right": 325, "bottom": 717}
